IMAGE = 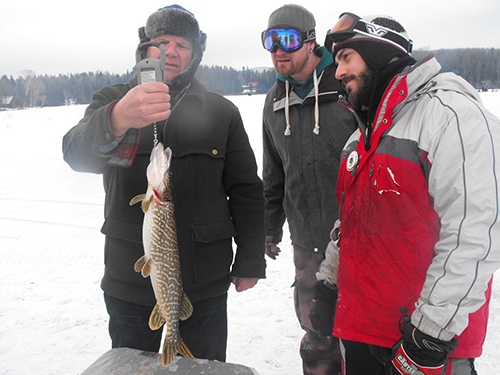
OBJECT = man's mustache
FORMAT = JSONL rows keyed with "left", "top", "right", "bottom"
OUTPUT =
{"left": 341, "top": 75, "right": 356, "bottom": 92}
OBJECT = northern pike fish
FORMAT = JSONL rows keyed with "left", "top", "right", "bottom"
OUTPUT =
{"left": 130, "top": 142, "right": 194, "bottom": 366}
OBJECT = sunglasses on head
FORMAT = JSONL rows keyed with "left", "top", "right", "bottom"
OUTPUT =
{"left": 324, "top": 12, "right": 413, "bottom": 54}
{"left": 262, "top": 28, "right": 316, "bottom": 53}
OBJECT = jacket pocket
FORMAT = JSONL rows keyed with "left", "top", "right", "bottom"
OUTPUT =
{"left": 101, "top": 216, "right": 143, "bottom": 244}
{"left": 191, "top": 219, "right": 237, "bottom": 285}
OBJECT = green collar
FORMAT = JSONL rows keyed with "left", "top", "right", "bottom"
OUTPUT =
{"left": 278, "top": 46, "right": 333, "bottom": 99}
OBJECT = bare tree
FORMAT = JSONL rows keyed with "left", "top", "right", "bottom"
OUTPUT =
{"left": 29, "top": 79, "right": 47, "bottom": 107}
{"left": 20, "top": 70, "right": 35, "bottom": 107}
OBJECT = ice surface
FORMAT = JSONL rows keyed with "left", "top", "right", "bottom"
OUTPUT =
{"left": 1, "top": 92, "right": 499, "bottom": 374}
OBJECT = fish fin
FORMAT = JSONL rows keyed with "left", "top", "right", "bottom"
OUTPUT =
{"left": 130, "top": 193, "right": 152, "bottom": 213}
{"left": 179, "top": 339, "right": 195, "bottom": 360}
{"left": 179, "top": 292, "right": 193, "bottom": 321}
{"left": 141, "top": 199, "right": 151, "bottom": 213}
{"left": 133, "top": 256, "right": 152, "bottom": 277}
{"left": 129, "top": 194, "right": 146, "bottom": 206}
{"left": 141, "top": 259, "right": 152, "bottom": 278}
{"left": 134, "top": 255, "right": 146, "bottom": 273}
{"left": 149, "top": 304, "right": 165, "bottom": 330}
{"left": 162, "top": 338, "right": 194, "bottom": 366}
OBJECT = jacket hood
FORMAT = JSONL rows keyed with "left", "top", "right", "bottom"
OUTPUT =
{"left": 277, "top": 46, "right": 333, "bottom": 98}
{"left": 406, "top": 54, "right": 481, "bottom": 104}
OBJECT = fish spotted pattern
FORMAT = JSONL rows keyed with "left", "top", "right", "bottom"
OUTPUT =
{"left": 130, "top": 142, "right": 194, "bottom": 366}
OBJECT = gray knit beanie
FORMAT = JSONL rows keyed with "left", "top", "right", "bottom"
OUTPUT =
{"left": 267, "top": 4, "right": 316, "bottom": 36}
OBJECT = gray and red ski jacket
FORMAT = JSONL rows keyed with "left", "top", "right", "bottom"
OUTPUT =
{"left": 325, "top": 55, "right": 500, "bottom": 358}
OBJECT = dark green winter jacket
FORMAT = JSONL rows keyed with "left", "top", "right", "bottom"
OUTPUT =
{"left": 63, "top": 76, "right": 266, "bottom": 306}
{"left": 263, "top": 54, "right": 357, "bottom": 253}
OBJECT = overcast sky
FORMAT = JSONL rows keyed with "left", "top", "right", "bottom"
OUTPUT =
{"left": 1, "top": 0, "right": 499, "bottom": 78}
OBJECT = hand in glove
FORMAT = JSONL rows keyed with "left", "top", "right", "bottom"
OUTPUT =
{"left": 308, "top": 281, "right": 338, "bottom": 340}
{"left": 391, "top": 308, "right": 458, "bottom": 375}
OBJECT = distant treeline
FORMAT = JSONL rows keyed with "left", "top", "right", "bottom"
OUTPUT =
{"left": 0, "top": 65, "right": 277, "bottom": 108}
{"left": 413, "top": 48, "right": 500, "bottom": 91}
{"left": 1, "top": 48, "right": 499, "bottom": 109}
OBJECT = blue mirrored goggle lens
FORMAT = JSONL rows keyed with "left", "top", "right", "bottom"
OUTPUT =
{"left": 263, "top": 29, "right": 302, "bottom": 52}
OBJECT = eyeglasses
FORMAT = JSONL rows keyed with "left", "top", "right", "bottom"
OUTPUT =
{"left": 324, "top": 12, "right": 413, "bottom": 55}
{"left": 261, "top": 28, "right": 315, "bottom": 53}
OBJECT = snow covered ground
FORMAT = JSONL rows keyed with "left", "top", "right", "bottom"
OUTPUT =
{"left": 1, "top": 92, "right": 499, "bottom": 374}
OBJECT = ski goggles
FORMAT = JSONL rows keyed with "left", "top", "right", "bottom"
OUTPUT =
{"left": 325, "top": 12, "right": 413, "bottom": 55}
{"left": 261, "top": 28, "right": 316, "bottom": 53}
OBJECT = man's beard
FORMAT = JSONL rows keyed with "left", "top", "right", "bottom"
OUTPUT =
{"left": 274, "top": 52, "right": 309, "bottom": 79}
{"left": 342, "top": 66, "right": 375, "bottom": 110}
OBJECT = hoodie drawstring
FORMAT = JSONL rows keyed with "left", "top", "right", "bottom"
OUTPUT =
{"left": 313, "top": 69, "right": 320, "bottom": 135}
{"left": 284, "top": 80, "right": 291, "bottom": 136}
{"left": 284, "top": 69, "right": 320, "bottom": 136}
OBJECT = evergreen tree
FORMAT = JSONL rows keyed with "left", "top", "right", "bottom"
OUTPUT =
{"left": 1, "top": 48, "right": 499, "bottom": 109}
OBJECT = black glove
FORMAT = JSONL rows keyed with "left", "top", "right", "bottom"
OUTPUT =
{"left": 391, "top": 308, "right": 458, "bottom": 375}
{"left": 308, "top": 281, "right": 338, "bottom": 340}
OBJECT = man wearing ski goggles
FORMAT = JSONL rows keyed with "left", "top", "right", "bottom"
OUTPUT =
{"left": 324, "top": 12, "right": 413, "bottom": 56}
{"left": 261, "top": 28, "right": 316, "bottom": 53}
{"left": 260, "top": 4, "right": 358, "bottom": 375}
{"left": 315, "top": 11, "right": 496, "bottom": 375}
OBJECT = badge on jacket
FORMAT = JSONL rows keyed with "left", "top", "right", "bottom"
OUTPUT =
{"left": 346, "top": 151, "right": 359, "bottom": 172}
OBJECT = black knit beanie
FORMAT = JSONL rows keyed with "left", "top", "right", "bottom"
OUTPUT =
{"left": 333, "top": 15, "right": 411, "bottom": 69}
{"left": 138, "top": 5, "right": 207, "bottom": 91}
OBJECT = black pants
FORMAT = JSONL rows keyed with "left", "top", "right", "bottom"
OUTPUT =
{"left": 104, "top": 293, "right": 228, "bottom": 362}
{"left": 340, "top": 339, "right": 392, "bottom": 375}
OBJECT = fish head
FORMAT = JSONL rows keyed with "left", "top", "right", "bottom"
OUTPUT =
{"left": 146, "top": 143, "right": 173, "bottom": 202}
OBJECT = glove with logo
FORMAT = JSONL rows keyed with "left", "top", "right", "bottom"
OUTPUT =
{"left": 308, "top": 281, "right": 338, "bottom": 340}
{"left": 391, "top": 309, "right": 459, "bottom": 375}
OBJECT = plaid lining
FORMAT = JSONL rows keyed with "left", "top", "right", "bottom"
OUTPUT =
{"left": 103, "top": 103, "right": 141, "bottom": 168}
{"left": 108, "top": 129, "right": 140, "bottom": 168}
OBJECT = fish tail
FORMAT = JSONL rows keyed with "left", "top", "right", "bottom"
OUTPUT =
{"left": 162, "top": 338, "right": 194, "bottom": 366}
